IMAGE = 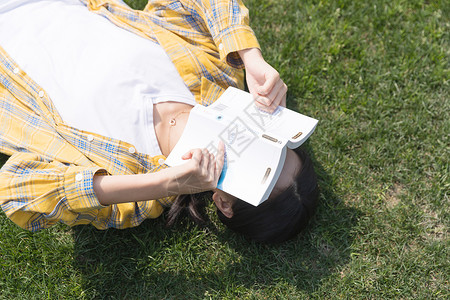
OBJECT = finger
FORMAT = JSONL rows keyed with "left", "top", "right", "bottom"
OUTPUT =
{"left": 263, "top": 81, "right": 288, "bottom": 113}
{"left": 208, "top": 153, "right": 216, "bottom": 184}
{"left": 266, "top": 79, "right": 286, "bottom": 107}
{"left": 215, "top": 141, "right": 225, "bottom": 179}
{"left": 254, "top": 79, "right": 287, "bottom": 108}
{"left": 209, "top": 152, "right": 217, "bottom": 170}
{"left": 254, "top": 100, "right": 273, "bottom": 113}
{"left": 201, "top": 151, "right": 213, "bottom": 188}
{"left": 199, "top": 148, "right": 210, "bottom": 170}
{"left": 181, "top": 150, "right": 193, "bottom": 160}
{"left": 281, "top": 93, "right": 287, "bottom": 107}
{"left": 258, "top": 71, "right": 280, "bottom": 96}
{"left": 262, "top": 98, "right": 280, "bottom": 114}
{"left": 254, "top": 94, "right": 271, "bottom": 107}
{"left": 271, "top": 85, "right": 287, "bottom": 111}
{"left": 264, "top": 103, "right": 277, "bottom": 114}
{"left": 182, "top": 148, "right": 205, "bottom": 160}
{"left": 280, "top": 81, "right": 288, "bottom": 107}
{"left": 190, "top": 148, "right": 204, "bottom": 165}
{"left": 218, "top": 140, "right": 225, "bottom": 156}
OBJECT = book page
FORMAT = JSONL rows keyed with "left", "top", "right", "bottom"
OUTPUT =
{"left": 218, "top": 137, "right": 284, "bottom": 206}
{"left": 165, "top": 102, "right": 285, "bottom": 205}
{"left": 258, "top": 107, "right": 319, "bottom": 148}
{"left": 164, "top": 105, "right": 226, "bottom": 166}
{"left": 210, "top": 88, "right": 318, "bottom": 148}
{"left": 207, "top": 87, "right": 253, "bottom": 115}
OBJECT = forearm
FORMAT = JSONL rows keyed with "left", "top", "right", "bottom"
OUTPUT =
{"left": 94, "top": 145, "right": 225, "bottom": 205}
{"left": 238, "top": 48, "right": 263, "bottom": 68}
{"left": 93, "top": 170, "right": 175, "bottom": 206}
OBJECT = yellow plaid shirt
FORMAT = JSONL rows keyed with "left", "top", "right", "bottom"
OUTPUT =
{"left": 0, "top": 0, "right": 259, "bottom": 231}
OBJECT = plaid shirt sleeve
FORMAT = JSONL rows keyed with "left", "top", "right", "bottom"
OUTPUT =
{"left": 146, "top": 0, "right": 261, "bottom": 69}
{"left": 0, "top": 152, "right": 106, "bottom": 231}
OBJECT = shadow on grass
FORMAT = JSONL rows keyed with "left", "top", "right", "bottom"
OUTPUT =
{"left": 72, "top": 146, "right": 361, "bottom": 298}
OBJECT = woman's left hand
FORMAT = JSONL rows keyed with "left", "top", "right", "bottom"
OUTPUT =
{"left": 238, "top": 48, "right": 287, "bottom": 113}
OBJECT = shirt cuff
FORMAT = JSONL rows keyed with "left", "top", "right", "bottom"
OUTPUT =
{"left": 156, "top": 195, "right": 177, "bottom": 208}
{"left": 217, "top": 26, "right": 261, "bottom": 69}
{"left": 64, "top": 167, "right": 108, "bottom": 211}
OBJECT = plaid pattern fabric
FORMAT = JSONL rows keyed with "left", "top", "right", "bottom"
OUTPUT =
{"left": 0, "top": 0, "right": 259, "bottom": 231}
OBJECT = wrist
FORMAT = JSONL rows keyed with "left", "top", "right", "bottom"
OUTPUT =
{"left": 156, "top": 167, "right": 181, "bottom": 197}
{"left": 237, "top": 48, "right": 263, "bottom": 67}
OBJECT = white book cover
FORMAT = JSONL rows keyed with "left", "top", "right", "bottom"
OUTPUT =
{"left": 165, "top": 87, "right": 318, "bottom": 206}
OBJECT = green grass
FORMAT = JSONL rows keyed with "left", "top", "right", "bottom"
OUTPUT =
{"left": 1, "top": 0, "right": 448, "bottom": 298}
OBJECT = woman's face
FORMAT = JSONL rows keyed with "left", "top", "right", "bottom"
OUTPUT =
{"left": 212, "top": 148, "right": 302, "bottom": 216}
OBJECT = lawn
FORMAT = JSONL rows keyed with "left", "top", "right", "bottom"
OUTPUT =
{"left": 0, "top": 0, "right": 448, "bottom": 298}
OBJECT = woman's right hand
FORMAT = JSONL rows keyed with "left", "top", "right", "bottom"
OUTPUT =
{"left": 238, "top": 48, "right": 287, "bottom": 114}
{"left": 165, "top": 141, "right": 225, "bottom": 195}
{"left": 93, "top": 142, "right": 225, "bottom": 205}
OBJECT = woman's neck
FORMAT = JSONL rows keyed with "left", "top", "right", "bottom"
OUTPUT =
{"left": 153, "top": 102, "right": 194, "bottom": 157}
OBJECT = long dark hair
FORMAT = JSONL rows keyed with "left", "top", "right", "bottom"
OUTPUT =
{"left": 166, "top": 148, "right": 319, "bottom": 243}
{"left": 217, "top": 148, "right": 318, "bottom": 243}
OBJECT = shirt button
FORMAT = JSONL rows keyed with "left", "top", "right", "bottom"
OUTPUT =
{"left": 38, "top": 90, "right": 45, "bottom": 98}
{"left": 158, "top": 158, "right": 165, "bottom": 165}
{"left": 87, "top": 134, "right": 94, "bottom": 142}
{"left": 75, "top": 173, "right": 84, "bottom": 182}
{"left": 13, "top": 68, "right": 20, "bottom": 74}
{"left": 218, "top": 43, "right": 224, "bottom": 50}
{"left": 128, "top": 147, "right": 136, "bottom": 154}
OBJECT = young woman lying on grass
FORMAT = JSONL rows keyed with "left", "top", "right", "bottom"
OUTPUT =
{"left": 0, "top": 0, "right": 318, "bottom": 243}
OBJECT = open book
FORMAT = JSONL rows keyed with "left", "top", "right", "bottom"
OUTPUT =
{"left": 165, "top": 87, "right": 318, "bottom": 206}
